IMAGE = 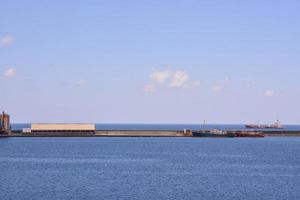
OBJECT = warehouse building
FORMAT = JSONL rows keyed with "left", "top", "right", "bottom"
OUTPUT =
{"left": 27, "top": 123, "right": 96, "bottom": 136}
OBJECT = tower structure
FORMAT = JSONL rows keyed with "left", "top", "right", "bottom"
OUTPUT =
{"left": 0, "top": 111, "right": 11, "bottom": 134}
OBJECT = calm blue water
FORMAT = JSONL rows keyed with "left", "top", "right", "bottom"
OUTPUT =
{"left": 11, "top": 123, "right": 300, "bottom": 131}
{"left": 0, "top": 137, "right": 299, "bottom": 200}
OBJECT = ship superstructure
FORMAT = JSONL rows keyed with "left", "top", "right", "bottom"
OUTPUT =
{"left": 245, "top": 120, "right": 283, "bottom": 129}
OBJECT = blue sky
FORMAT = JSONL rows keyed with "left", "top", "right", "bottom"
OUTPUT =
{"left": 1, "top": 0, "right": 300, "bottom": 123}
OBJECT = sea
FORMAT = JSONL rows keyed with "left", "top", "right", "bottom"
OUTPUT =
{"left": 11, "top": 123, "right": 300, "bottom": 131}
{"left": 0, "top": 137, "right": 300, "bottom": 200}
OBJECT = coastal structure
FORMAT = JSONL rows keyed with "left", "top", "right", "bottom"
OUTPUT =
{"left": 0, "top": 111, "right": 11, "bottom": 135}
{"left": 24, "top": 123, "right": 96, "bottom": 136}
{"left": 0, "top": 111, "right": 299, "bottom": 137}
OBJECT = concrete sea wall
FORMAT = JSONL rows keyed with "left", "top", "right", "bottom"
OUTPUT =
{"left": 2, "top": 130, "right": 300, "bottom": 137}
{"left": 95, "top": 130, "right": 185, "bottom": 137}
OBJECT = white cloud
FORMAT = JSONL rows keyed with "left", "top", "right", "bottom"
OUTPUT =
{"left": 211, "top": 77, "right": 231, "bottom": 93}
{"left": 145, "top": 69, "right": 199, "bottom": 92}
{"left": 169, "top": 70, "right": 189, "bottom": 88}
{"left": 192, "top": 80, "right": 201, "bottom": 87}
{"left": 225, "top": 76, "right": 230, "bottom": 83}
{"left": 149, "top": 69, "right": 172, "bottom": 83}
{"left": 0, "top": 35, "right": 15, "bottom": 47}
{"left": 212, "top": 84, "right": 223, "bottom": 92}
{"left": 144, "top": 84, "right": 156, "bottom": 93}
{"left": 4, "top": 68, "right": 16, "bottom": 78}
{"left": 77, "top": 79, "right": 86, "bottom": 86}
{"left": 264, "top": 90, "right": 274, "bottom": 97}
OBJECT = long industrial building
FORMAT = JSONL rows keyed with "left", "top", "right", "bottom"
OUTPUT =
{"left": 25, "top": 123, "right": 96, "bottom": 136}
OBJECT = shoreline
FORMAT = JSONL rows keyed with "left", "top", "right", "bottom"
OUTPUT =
{"left": 2, "top": 130, "right": 300, "bottom": 137}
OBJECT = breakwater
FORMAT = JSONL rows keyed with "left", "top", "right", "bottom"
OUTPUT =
{"left": 11, "top": 123, "right": 300, "bottom": 132}
{"left": 3, "top": 130, "right": 300, "bottom": 137}
{"left": 95, "top": 130, "right": 185, "bottom": 137}
{"left": 6, "top": 130, "right": 185, "bottom": 137}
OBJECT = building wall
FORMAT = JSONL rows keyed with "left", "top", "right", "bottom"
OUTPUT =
{"left": 27, "top": 131, "right": 96, "bottom": 136}
{"left": 26, "top": 123, "right": 96, "bottom": 136}
{"left": 31, "top": 124, "right": 96, "bottom": 131}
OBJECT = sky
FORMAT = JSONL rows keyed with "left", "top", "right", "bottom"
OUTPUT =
{"left": 1, "top": 0, "right": 300, "bottom": 124}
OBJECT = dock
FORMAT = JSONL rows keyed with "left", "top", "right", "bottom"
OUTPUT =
{"left": 1, "top": 113, "right": 300, "bottom": 137}
{"left": 2, "top": 130, "right": 300, "bottom": 137}
{"left": 95, "top": 130, "right": 185, "bottom": 137}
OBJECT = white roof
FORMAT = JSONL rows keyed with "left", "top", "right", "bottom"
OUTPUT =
{"left": 31, "top": 124, "right": 96, "bottom": 131}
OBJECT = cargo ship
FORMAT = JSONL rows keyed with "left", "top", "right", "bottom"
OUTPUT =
{"left": 192, "top": 130, "right": 264, "bottom": 138}
{"left": 245, "top": 120, "right": 283, "bottom": 129}
{"left": 227, "top": 131, "right": 264, "bottom": 138}
{"left": 192, "top": 130, "right": 233, "bottom": 137}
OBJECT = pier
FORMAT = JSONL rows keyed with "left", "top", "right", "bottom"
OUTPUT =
{"left": 1, "top": 112, "right": 300, "bottom": 137}
{"left": 95, "top": 130, "right": 185, "bottom": 137}
{"left": 3, "top": 130, "right": 300, "bottom": 137}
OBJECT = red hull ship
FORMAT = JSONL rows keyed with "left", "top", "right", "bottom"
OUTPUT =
{"left": 234, "top": 132, "right": 264, "bottom": 138}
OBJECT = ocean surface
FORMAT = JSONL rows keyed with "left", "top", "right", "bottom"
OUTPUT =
{"left": 11, "top": 123, "right": 300, "bottom": 131}
{"left": 0, "top": 137, "right": 299, "bottom": 200}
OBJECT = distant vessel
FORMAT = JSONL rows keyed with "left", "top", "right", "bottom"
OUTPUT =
{"left": 192, "top": 130, "right": 232, "bottom": 137}
{"left": 192, "top": 130, "right": 265, "bottom": 138}
{"left": 228, "top": 131, "right": 264, "bottom": 138}
{"left": 245, "top": 120, "right": 283, "bottom": 129}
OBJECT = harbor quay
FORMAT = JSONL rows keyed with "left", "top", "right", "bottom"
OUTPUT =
{"left": 4, "top": 129, "right": 300, "bottom": 137}
{"left": 1, "top": 112, "right": 300, "bottom": 137}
